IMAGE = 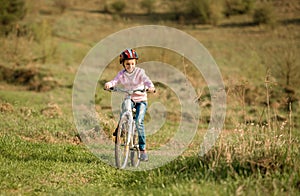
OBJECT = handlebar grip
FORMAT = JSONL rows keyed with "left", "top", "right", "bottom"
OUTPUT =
{"left": 104, "top": 87, "right": 115, "bottom": 91}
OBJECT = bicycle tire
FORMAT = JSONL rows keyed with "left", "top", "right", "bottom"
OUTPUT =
{"left": 115, "top": 114, "right": 131, "bottom": 169}
{"left": 130, "top": 123, "right": 140, "bottom": 167}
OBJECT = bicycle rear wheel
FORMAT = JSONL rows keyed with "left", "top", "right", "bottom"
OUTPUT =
{"left": 115, "top": 114, "right": 131, "bottom": 169}
{"left": 130, "top": 124, "right": 140, "bottom": 167}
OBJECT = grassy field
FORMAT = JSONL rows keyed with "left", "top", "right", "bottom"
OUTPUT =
{"left": 1, "top": 0, "right": 300, "bottom": 195}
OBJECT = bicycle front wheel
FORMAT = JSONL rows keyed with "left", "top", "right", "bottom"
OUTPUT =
{"left": 130, "top": 123, "right": 140, "bottom": 167}
{"left": 115, "top": 114, "right": 131, "bottom": 169}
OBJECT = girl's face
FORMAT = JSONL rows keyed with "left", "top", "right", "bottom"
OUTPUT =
{"left": 123, "top": 59, "right": 136, "bottom": 73}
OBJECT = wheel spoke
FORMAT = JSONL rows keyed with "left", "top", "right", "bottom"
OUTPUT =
{"left": 115, "top": 115, "right": 131, "bottom": 169}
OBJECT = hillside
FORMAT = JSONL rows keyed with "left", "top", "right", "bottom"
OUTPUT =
{"left": 0, "top": 0, "right": 300, "bottom": 195}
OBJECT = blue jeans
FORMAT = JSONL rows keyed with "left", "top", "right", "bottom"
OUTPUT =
{"left": 132, "top": 101, "right": 147, "bottom": 151}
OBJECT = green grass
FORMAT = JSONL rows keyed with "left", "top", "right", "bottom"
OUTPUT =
{"left": 1, "top": 133, "right": 299, "bottom": 195}
{"left": 0, "top": 135, "right": 125, "bottom": 194}
{"left": 1, "top": 94, "right": 299, "bottom": 195}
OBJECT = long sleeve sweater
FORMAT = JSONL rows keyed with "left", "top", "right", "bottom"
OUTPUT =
{"left": 105, "top": 67, "right": 154, "bottom": 102}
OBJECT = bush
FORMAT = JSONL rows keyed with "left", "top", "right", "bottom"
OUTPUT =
{"left": 166, "top": 0, "right": 186, "bottom": 21}
{"left": 224, "top": 0, "right": 255, "bottom": 17}
{"left": 0, "top": 0, "right": 26, "bottom": 35}
{"left": 185, "top": 0, "right": 223, "bottom": 25}
{"left": 111, "top": 0, "right": 126, "bottom": 13}
{"left": 253, "top": 4, "right": 276, "bottom": 25}
{"left": 185, "top": 0, "right": 210, "bottom": 24}
{"left": 53, "top": 0, "right": 70, "bottom": 14}
{"left": 208, "top": 1, "right": 224, "bottom": 26}
{"left": 140, "top": 0, "right": 156, "bottom": 14}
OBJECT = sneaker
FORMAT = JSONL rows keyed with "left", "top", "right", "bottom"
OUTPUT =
{"left": 112, "top": 126, "right": 119, "bottom": 136}
{"left": 112, "top": 130, "right": 117, "bottom": 136}
{"left": 139, "top": 151, "right": 149, "bottom": 162}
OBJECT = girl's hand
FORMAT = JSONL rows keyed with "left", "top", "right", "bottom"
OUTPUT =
{"left": 104, "top": 83, "right": 112, "bottom": 90}
{"left": 147, "top": 87, "right": 156, "bottom": 93}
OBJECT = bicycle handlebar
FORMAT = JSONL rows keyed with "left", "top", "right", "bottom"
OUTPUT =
{"left": 104, "top": 87, "right": 155, "bottom": 94}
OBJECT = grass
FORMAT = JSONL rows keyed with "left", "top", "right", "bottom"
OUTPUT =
{"left": 1, "top": 0, "right": 300, "bottom": 195}
{"left": 0, "top": 135, "right": 125, "bottom": 194}
{"left": 1, "top": 132, "right": 299, "bottom": 194}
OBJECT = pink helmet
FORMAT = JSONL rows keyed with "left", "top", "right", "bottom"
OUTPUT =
{"left": 119, "top": 48, "right": 138, "bottom": 64}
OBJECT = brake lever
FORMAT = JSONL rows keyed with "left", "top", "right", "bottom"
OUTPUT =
{"left": 103, "top": 87, "right": 115, "bottom": 91}
{"left": 145, "top": 89, "right": 156, "bottom": 93}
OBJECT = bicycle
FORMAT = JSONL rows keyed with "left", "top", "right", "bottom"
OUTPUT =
{"left": 105, "top": 87, "right": 150, "bottom": 169}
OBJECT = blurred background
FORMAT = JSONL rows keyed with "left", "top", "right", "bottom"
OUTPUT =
{"left": 0, "top": 0, "right": 300, "bottom": 194}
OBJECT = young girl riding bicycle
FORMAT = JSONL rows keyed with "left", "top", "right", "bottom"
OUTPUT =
{"left": 104, "top": 48, "right": 155, "bottom": 161}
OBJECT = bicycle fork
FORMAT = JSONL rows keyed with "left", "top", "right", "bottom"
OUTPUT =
{"left": 130, "top": 121, "right": 139, "bottom": 151}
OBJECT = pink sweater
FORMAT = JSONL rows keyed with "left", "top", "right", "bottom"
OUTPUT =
{"left": 105, "top": 67, "right": 154, "bottom": 102}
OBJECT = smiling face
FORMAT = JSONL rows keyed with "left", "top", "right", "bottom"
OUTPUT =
{"left": 123, "top": 59, "right": 136, "bottom": 73}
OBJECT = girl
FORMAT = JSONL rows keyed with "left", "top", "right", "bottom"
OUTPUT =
{"left": 104, "top": 48, "right": 155, "bottom": 161}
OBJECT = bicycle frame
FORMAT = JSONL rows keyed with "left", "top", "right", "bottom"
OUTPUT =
{"left": 106, "top": 87, "right": 145, "bottom": 168}
{"left": 121, "top": 94, "right": 134, "bottom": 147}
{"left": 115, "top": 88, "right": 142, "bottom": 145}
